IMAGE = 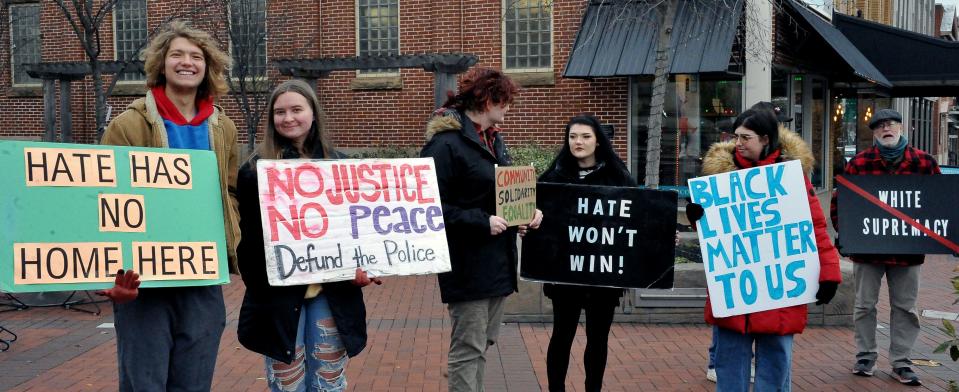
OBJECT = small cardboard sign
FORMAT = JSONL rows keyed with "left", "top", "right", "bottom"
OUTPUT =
{"left": 494, "top": 165, "right": 537, "bottom": 226}
{"left": 1, "top": 140, "right": 230, "bottom": 293}
{"left": 520, "top": 183, "right": 676, "bottom": 289}
{"left": 688, "top": 160, "right": 820, "bottom": 318}
{"left": 256, "top": 158, "right": 452, "bottom": 285}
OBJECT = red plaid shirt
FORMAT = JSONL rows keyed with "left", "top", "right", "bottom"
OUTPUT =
{"left": 830, "top": 145, "right": 941, "bottom": 265}
{"left": 474, "top": 121, "right": 500, "bottom": 155}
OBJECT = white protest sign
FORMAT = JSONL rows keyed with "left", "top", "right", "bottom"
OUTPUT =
{"left": 688, "top": 160, "right": 820, "bottom": 317}
{"left": 256, "top": 158, "right": 452, "bottom": 285}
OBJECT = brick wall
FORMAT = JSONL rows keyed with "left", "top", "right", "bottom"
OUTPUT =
{"left": 0, "top": 0, "right": 630, "bottom": 158}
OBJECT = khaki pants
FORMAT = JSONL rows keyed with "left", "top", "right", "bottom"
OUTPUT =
{"left": 446, "top": 296, "right": 506, "bottom": 392}
{"left": 853, "top": 262, "right": 921, "bottom": 369}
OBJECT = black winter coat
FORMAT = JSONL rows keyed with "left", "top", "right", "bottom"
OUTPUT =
{"left": 420, "top": 110, "right": 518, "bottom": 304}
{"left": 235, "top": 153, "right": 367, "bottom": 364}
{"left": 538, "top": 160, "right": 637, "bottom": 307}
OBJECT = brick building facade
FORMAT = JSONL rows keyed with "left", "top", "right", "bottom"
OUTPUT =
{"left": 0, "top": 1, "right": 628, "bottom": 158}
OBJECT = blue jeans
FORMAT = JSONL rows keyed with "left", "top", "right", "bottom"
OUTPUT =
{"left": 708, "top": 325, "right": 718, "bottom": 369}
{"left": 264, "top": 295, "right": 349, "bottom": 392}
{"left": 715, "top": 328, "right": 793, "bottom": 392}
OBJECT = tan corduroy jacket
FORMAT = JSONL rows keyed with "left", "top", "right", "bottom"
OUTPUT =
{"left": 101, "top": 90, "right": 241, "bottom": 272}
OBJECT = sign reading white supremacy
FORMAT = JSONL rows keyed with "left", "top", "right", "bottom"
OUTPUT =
{"left": 256, "top": 158, "right": 452, "bottom": 285}
{"left": 688, "top": 160, "right": 820, "bottom": 318}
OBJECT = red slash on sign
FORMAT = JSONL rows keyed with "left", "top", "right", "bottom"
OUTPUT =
{"left": 836, "top": 175, "right": 959, "bottom": 254}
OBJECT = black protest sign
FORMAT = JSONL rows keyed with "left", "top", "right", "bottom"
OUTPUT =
{"left": 520, "top": 183, "right": 676, "bottom": 289}
{"left": 837, "top": 175, "right": 959, "bottom": 254}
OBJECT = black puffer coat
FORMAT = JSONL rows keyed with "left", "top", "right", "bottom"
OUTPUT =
{"left": 420, "top": 109, "right": 519, "bottom": 304}
{"left": 538, "top": 160, "right": 637, "bottom": 307}
{"left": 235, "top": 152, "right": 367, "bottom": 364}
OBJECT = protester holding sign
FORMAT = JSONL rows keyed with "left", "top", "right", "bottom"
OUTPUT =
{"left": 536, "top": 115, "right": 635, "bottom": 392}
{"left": 100, "top": 21, "right": 240, "bottom": 391}
{"left": 420, "top": 67, "right": 542, "bottom": 392}
{"left": 697, "top": 108, "right": 841, "bottom": 391}
{"left": 830, "top": 109, "right": 940, "bottom": 386}
{"left": 236, "top": 80, "right": 377, "bottom": 392}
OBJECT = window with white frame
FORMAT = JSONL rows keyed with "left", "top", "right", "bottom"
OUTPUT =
{"left": 357, "top": 0, "right": 399, "bottom": 74}
{"left": 10, "top": 3, "right": 41, "bottom": 86}
{"left": 504, "top": 0, "right": 552, "bottom": 70}
{"left": 113, "top": 0, "right": 147, "bottom": 81}
{"left": 229, "top": 0, "right": 267, "bottom": 79}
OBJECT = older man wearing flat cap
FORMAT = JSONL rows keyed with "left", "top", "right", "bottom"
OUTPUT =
{"left": 830, "top": 108, "right": 940, "bottom": 386}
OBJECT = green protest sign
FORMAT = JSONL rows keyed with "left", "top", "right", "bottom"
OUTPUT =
{"left": 0, "top": 140, "right": 230, "bottom": 292}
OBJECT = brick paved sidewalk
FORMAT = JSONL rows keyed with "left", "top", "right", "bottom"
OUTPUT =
{"left": 2, "top": 255, "right": 958, "bottom": 391}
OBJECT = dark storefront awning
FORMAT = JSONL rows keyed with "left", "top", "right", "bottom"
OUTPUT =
{"left": 834, "top": 12, "right": 959, "bottom": 96}
{"left": 781, "top": 0, "right": 891, "bottom": 88}
{"left": 563, "top": 0, "right": 743, "bottom": 78}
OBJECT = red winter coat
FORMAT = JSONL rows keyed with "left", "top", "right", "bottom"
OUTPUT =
{"left": 699, "top": 127, "right": 842, "bottom": 335}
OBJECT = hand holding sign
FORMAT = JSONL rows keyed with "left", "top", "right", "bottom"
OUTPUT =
{"left": 95, "top": 269, "right": 141, "bottom": 304}
{"left": 518, "top": 208, "right": 543, "bottom": 237}
{"left": 490, "top": 215, "right": 508, "bottom": 236}
{"left": 815, "top": 281, "right": 838, "bottom": 305}
{"left": 352, "top": 268, "right": 383, "bottom": 287}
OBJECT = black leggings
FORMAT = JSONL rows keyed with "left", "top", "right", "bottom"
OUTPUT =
{"left": 546, "top": 300, "right": 616, "bottom": 392}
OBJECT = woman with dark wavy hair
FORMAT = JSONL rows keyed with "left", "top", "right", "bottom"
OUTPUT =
{"left": 539, "top": 115, "right": 635, "bottom": 392}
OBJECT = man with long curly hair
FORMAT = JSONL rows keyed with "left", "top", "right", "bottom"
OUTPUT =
{"left": 100, "top": 20, "right": 240, "bottom": 391}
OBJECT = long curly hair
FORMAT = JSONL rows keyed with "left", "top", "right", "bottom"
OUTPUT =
{"left": 441, "top": 67, "right": 519, "bottom": 112}
{"left": 142, "top": 20, "right": 231, "bottom": 99}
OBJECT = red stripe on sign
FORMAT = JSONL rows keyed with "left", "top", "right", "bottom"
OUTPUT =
{"left": 835, "top": 175, "right": 959, "bottom": 254}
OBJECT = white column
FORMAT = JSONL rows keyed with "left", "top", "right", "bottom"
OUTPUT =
{"left": 743, "top": 0, "right": 773, "bottom": 108}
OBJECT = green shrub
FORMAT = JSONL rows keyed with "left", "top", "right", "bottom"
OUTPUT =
{"left": 509, "top": 141, "right": 560, "bottom": 175}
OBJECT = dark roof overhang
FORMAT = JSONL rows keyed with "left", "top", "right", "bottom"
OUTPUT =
{"left": 563, "top": 0, "right": 743, "bottom": 78}
{"left": 835, "top": 12, "right": 959, "bottom": 96}
{"left": 781, "top": 0, "right": 891, "bottom": 88}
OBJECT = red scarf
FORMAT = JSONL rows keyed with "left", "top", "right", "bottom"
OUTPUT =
{"left": 151, "top": 86, "right": 214, "bottom": 126}
{"left": 734, "top": 148, "right": 782, "bottom": 169}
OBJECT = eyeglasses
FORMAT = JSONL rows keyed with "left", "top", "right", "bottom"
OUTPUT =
{"left": 872, "top": 120, "right": 900, "bottom": 130}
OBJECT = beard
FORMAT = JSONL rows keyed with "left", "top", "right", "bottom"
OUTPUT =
{"left": 876, "top": 134, "right": 901, "bottom": 148}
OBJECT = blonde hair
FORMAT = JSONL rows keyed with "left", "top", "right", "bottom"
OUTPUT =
{"left": 142, "top": 20, "right": 231, "bottom": 99}
{"left": 256, "top": 79, "right": 333, "bottom": 160}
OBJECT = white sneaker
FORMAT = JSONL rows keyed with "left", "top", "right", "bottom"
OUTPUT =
{"left": 706, "top": 367, "right": 717, "bottom": 383}
{"left": 750, "top": 363, "right": 755, "bottom": 383}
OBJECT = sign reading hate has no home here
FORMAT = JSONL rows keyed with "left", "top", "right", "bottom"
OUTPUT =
{"left": 0, "top": 141, "right": 229, "bottom": 293}
{"left": 688, "top": 160, "right": 820, "bottom": 318}
{"left": 256, "top": 158, "right": 452, "bottom": 285}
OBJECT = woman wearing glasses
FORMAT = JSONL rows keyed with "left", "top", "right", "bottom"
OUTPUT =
{"left": 695, "top": 107, "right": 841, "bottom": 391}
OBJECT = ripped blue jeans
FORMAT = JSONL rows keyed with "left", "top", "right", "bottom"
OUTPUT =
{"left": 264, "top": 295, "right": 348, "bottom": 392}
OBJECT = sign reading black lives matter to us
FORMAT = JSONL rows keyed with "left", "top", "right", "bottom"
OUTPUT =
{"left": 520, "top": 183, "right": 676, "bottom": 289}
{"left": 256, "top": 158, "right": 452, "bottom": 285}
{"left": 837, "top": 175, "right": 959, "bottom": 254}
{"left": 688, "top": 160, "right": 820, "bottom": 318}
